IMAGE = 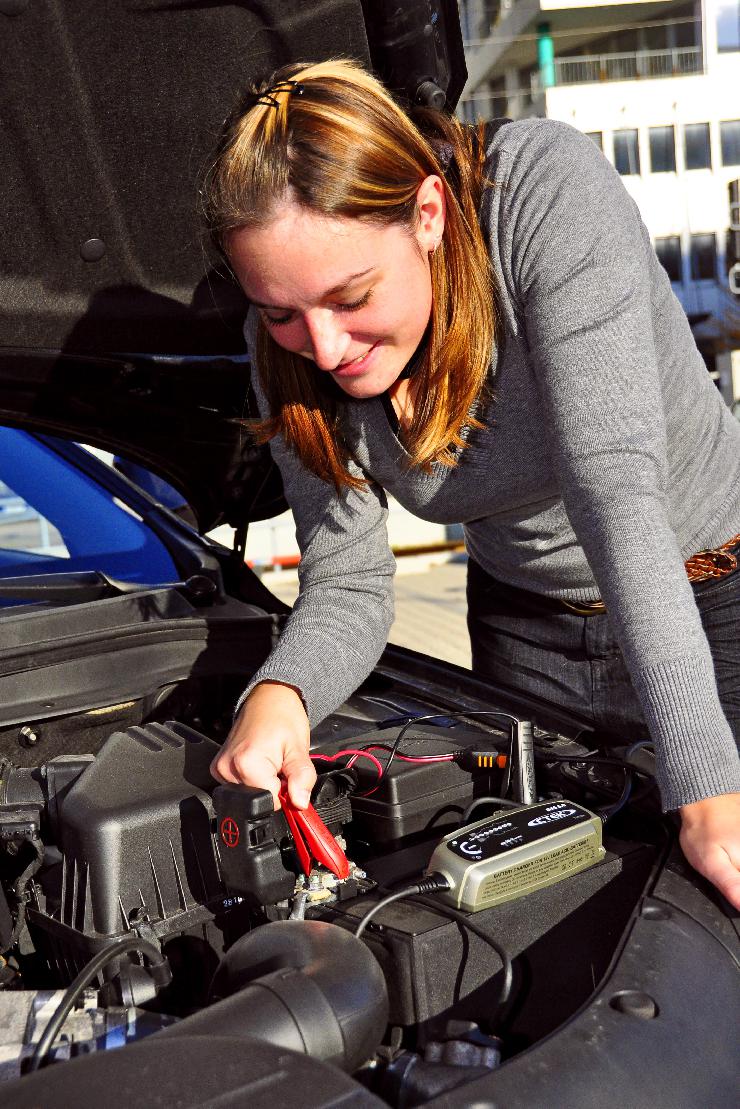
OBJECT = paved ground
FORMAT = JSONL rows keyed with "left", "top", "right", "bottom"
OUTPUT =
{"left": 262, "top": 552, "right": 472, "bottom": 669}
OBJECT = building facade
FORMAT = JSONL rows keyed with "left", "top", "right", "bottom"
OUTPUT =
{"left": 459, "top": 0, "right": 740, "bottom": 402}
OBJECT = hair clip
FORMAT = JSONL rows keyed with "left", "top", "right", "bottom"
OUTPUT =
{"left": 429, "top": 139, "right": 455, "bottom": 171}
{"left": 243, "top": 79, "right": 305, "bottom": 112}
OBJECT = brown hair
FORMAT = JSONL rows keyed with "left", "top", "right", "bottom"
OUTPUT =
{"left": 205, "top": 59, "right": 497, "bottom": 490}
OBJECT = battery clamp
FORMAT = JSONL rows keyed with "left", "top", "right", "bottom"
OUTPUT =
{"left": 427, "top": 800, "right": 605, "bottom": 912}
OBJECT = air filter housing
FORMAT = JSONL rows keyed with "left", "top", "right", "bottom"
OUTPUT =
{"left": 28, "top": 722, "right": 245, "bottom": 977}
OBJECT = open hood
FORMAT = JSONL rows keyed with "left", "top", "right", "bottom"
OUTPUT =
{"left": 0, "top": 1, "right": 465, "bottom": 530}
{"left": 0, "top": 346, "right": 286, "bottom": 533}
{"left": 0, "top": 0, "right": 376, "bottom": 357}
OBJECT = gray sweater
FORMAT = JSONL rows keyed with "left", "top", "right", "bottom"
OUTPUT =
{"left": 239, "top": 118, "right": 740, "bottom": 812}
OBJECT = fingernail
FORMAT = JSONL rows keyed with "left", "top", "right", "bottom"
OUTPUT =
{"left": 294, "top": 789, "right": 311, "bottom": 808}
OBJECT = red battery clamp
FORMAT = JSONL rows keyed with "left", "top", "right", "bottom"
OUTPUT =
{"left": 279, "top": 782, "right": 350, "bottom": 880}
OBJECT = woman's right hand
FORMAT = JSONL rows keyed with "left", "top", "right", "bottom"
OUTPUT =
{"left": 210, "top": 680, "right": 316, "bottom": 810}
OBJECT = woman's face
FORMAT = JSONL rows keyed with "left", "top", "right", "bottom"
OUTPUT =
{"left": 227, "top": 179, "right": 444, "bottom": 400}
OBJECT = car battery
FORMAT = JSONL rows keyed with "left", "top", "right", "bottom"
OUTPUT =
{"left": 320, "top": 837, "right": 654, "bottom": 1030}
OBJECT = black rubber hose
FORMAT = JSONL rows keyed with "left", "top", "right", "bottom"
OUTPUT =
{"left": 167, "top": 920, "right": 389, "bottom": 1074}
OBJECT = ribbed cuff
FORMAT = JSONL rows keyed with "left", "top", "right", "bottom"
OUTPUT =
{"left": 233, "top": 671, "right": 309, "bottom": 721}
{"left": 633, "top": 655, "right": 740, "bottom": 810}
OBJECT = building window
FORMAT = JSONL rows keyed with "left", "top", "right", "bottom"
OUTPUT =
{"left": 585, "top": 131, "right": 603, "bottom": 150}
{"left": 614, "top": 129, "right": 640, "bottom": 175}
{"left": 717, "top": 0, "right": 740, "bottom": 51}
{"left": 720, "top": 120, "right": 740, "bottom": 165}
{"left": 684, "top": 123, "right": 712, "bottom": 170}
{"left": 690, "top": 233, "right": 717, "bottom": 280}
{"left": 649, "top": 126, "right": 676, "bottom": 172}
{"left": 654, "top": 237, "right": 683, "bottom": 282}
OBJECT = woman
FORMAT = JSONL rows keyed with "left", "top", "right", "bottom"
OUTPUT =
{"left": 206, "top": 60, "right": 740, "bottom": 908}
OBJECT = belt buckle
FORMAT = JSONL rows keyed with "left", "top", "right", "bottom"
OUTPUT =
{"left": 561, "top": 598, "right": 606, "bottom": 617}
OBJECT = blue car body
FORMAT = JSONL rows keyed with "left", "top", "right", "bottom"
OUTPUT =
{"left": 0, "top": 429, "right": 178, "bottom": 585}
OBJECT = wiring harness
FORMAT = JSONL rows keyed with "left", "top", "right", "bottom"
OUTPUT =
{"left": 309, "top": 710, "right": 655, "bottom": 820}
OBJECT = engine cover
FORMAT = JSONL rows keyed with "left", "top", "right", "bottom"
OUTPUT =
{"left": 28, "top": 722, "right": 243, "bottom": 975}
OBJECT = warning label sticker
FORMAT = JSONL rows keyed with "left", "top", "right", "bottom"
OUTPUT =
{"left": 478, "top": 838, "right": 599, "bottom": 903}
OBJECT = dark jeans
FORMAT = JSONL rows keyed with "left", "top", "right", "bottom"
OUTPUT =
{"left": 466, "top": 557, "right": 740, "bottom": 743}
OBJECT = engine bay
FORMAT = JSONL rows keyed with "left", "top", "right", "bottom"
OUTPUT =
{"left": 0, "top": 669, "right": 682, "bottom": 1107}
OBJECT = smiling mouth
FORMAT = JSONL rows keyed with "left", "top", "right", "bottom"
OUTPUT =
{"left": 339, "top": 345, "right": 375, "bottom": 369}
{"left": 332, "top": 343, "right": 378, "bottom": 375}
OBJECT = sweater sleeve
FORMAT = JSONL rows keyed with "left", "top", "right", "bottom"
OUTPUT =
{"left": 235, "top": 320, "right": 396, "bottom": 727}
{"left": 502, "top": 120, "right": 739, "bottom": 810}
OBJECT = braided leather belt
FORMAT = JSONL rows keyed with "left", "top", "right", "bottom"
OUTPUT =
{"left": 684, "top": 533, "right": 740, "bottom": 584}
{"left": 561, "top": 532, "right": 740, "bottom": 617}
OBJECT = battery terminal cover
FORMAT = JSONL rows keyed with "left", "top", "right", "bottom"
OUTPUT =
{"left": 427, "top": 800, "right": 605, "bottom": 913}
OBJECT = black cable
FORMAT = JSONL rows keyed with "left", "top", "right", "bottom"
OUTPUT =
{"left": 354, "top": 879, "right": 514, "bottom": 1028}
{"left": 385, "top": 711, "right": 517, "bottom": 776}
{"left": 410, "top": 895, "right": 514, "bottom": 1025}
{"left": 461, "top": 796, "right": 522, "bottom": 823}
{"left": 534, "top": 753, "right": 639, "bottom": 769}
{"left": 536, "top": 742, "right": 655, "bottom": 822}
{"left": 598, "top": 773, "right": 633, "bottom": 823}
{"left": 3, "top": 836, "right": 44, "bottom": 954}
{"left": 534, "top": 740, "right": 656, "bottom": 776}
{"left": 354, "top": 875, "right": 451, "bottom": 939}
{"left": 28, "top": 936, "right": 171, "bottom": 1073}
{"left": 597, "top": 741, "right": 654, "bottom": 822}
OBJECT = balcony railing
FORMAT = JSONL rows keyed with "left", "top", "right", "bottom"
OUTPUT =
{"left": 534, "top": 46, "right": 704, "bottom": 89}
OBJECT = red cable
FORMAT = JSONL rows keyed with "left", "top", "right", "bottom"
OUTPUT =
{"left": 361, "top": 743, "right": 455, "bottom": 763}
{"left": 311, "top": 748, "right": 385, "bottom": 779}
{"left": 310, "top": 742, "right": 455, "bottom": 802}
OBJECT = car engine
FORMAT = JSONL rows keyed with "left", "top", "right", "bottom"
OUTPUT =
{"left": 0, "top": 697, "right": 672, "bottom": 1106}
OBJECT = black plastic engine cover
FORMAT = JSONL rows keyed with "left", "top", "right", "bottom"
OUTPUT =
{"left": 29, "top": 721, "right": 233, "bottom": 967}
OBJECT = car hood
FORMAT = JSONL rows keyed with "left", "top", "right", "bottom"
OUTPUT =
{"left": 0, "top": 1, "right": 465, "bottom": 531}
{"left": 1, "top": 1, "right": 374, "bottom": 357}
{"left": 0, "top": 347, "right": 287, "bottom": 534}
{"left": 0, "top": 1, "right": 376, "bottom": 531}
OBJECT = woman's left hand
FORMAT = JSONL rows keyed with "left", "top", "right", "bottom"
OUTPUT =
{"left": 678, "top": 793, "right": 740, "bottom": 910}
